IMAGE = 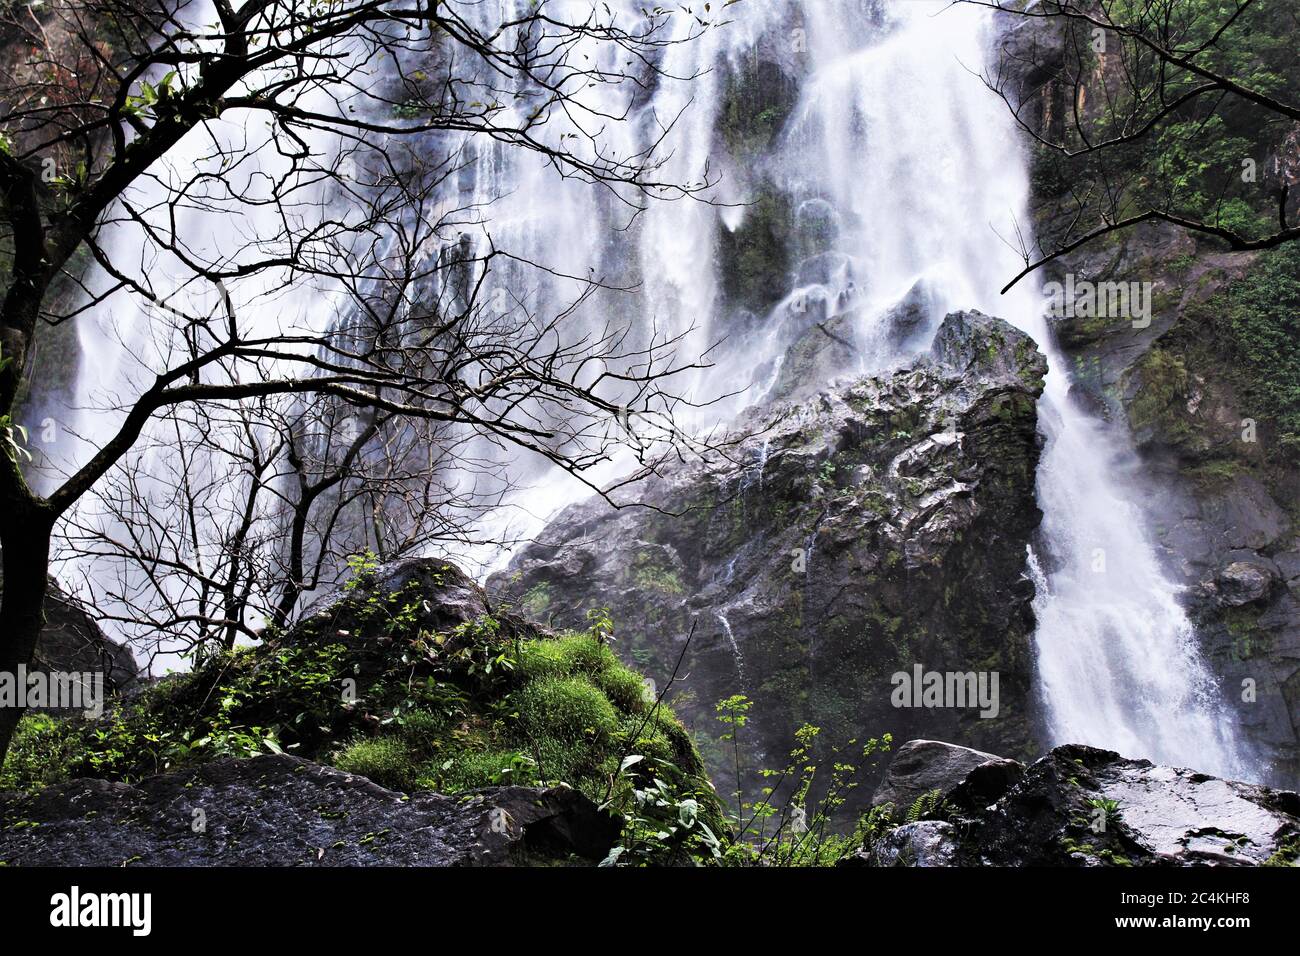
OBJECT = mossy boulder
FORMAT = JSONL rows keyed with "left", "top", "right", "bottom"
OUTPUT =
{"left": 717, "top": 181, "right": 793, "bottom": 314}
{"left": 0, "top": 558, "right": 725, "bottom": 861}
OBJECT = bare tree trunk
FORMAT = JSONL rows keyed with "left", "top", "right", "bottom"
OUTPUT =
{"left": 0, "top": 512, "right": 53, "bottom": 764}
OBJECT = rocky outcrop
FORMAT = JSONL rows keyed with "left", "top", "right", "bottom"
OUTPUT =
{"left": 1035, "top": 224, "right": 1300, "bottom": 783}
{"left": 880, "top": 278, "right": 944, "bottom": 356}
{"left": 491, "top": 311, "right": 1048, "bottom": 784}
{"left": 0, "top": 754, "right": 619, "bottom": 866}
{"left": 0, "top": 569, "right": 141, "bottom": 711}
{"left": 861, "top": 740, "right": 1300, "bottom": 867}
{"left": 865, "top": 820, "right": 960, "bottom": 867}
{"left": 871, "top": 739, "right": 1023, "bottom": 817}
{"left": 35, "top": 580, "right": 140, "bottom": 700}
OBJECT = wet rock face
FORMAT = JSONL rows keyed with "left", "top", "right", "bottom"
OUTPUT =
{"left": 856, "top": 741, "right": 1300, "bottom": 866}
{"left": 954, "top": 744, "right": 1300, "bottom": 867}
{"left": 491, "top": 311, "right": 1047, "bottom": 784}
{"left": 1037, "top": 223, "right": 1300, "bottom": 783}
{"left": 0, "top": 754, "right": 620, "bottom": 866}
{"left": 864, "top": 820, "right": 959, "bottom": 867}
{"left": 881, "top": 278, "right": 945, "bottom": 357}
{"left": 991, "top": 3, "right": 1070, "bottom": 125}
{"left": 1005, "top": 0, "right": 1300, "bottom": 783}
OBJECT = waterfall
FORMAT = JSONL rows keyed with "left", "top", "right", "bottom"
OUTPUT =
{"left": 716, "top": 610, "right": 746, "bottom": 682}
{"left": 43, "top": 0, "right": 1248, "bottom": 776}
{"left": 41, "top": 0, "right": 357, "bottom": 668}
{"left": 765, "top": 0, "right": 1245, "bottom": 776}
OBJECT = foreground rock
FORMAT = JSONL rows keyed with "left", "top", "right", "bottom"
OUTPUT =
{"left": 0, "top": 754, "right": 619, "bottom": 866}
{"left": 863, "top": 740, "right": 1300, "bottom": 867}
{"left": 871, "top": 739, "right": 1023, "bottom": 818}
{"left": 491, "top": 311, "right": 1047, "bottom": 781}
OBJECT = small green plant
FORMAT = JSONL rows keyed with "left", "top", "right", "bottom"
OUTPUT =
{"left": 600, "top": 756, "right": 723, "bottom": 867}
{"left": 708, "top": 695, "right": 895, "bottom": 866}
{"left": 905, "top": 788, "right": 944, "bottom": 823}
{"left": 0, "top": 346, "right": 32, "bottom": 464}
{"left": 342, "top": 550, "right": 381, "bottom": 590}
{"left": 1086, "top": 797, "right": 1122, "bottom": 819}
{"left": 585, "top": 606, "right": 614, "bottom": 644}
{"left": 715, "top": 693, "right": 752, "bottom": 821}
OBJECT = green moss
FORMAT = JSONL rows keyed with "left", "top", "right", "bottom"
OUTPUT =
{"left": 1222, "top": 605, "right": 1270, "bottom": 662}
{"left": 333, "top": 737, "right": 420, "bottom": 790}
{"left": 718, "top": 60, "right": 797, "bottom": 158}
{"left": 520, "top": 581, "right": 552, "bottom": 618}
{"left": 1221, "top": 245, "right": 1300, "bottom": 457}
{"left": 427, "top": 748, "right": 539, "bottom": 792}
{"left": 0, "top": 571, "right": 723, "bottom": 839}
{"left": 1263, "top": 834, "right": 1300, "bottom": 867}
{"left": 1180, "top": 458, "right": 1239, "bottom": 489}
{"left": 1125, "top": 347, "right": 1206, "bottom": 451}
{"left": 517, "top": 675, "right": 620, "bottom": 740}
{"left": 718, "top": 183, "right": 792, "bottom": 312}
{"left": 630, "top": 551, "right": 684, "bottom": 595}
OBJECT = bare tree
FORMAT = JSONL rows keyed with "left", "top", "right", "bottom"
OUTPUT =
{"left": 0, "top": 0, "right": 733, "bottom": 760}
{"left": 973, "top": 0, "right": 1300, "bottom": 290}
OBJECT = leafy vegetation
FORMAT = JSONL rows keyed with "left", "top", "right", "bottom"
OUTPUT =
{"left": 1133, "top": 242, "right": 1300, "bottom": 475}
{"left": 3, "top": 555, "right": 955, "bottom": 867}
{"left": 0, "top": 557, "right": 725, "bottom": 861}
{"left": 1221, "top": 245, "right": 1300, "bottom": 455}
{"left": 1029, "top": 0, "right": 1300, "bottom": 267}
{"left": 660, "top": 693, "right": 902, "bottom": 866}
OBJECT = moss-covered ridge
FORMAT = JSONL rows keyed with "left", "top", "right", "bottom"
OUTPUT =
{"left": 1, "top": 557, "right": 724, "bottom": 839}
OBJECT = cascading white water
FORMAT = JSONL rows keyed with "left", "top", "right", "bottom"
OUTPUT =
{"left": 48, "top": 0, "right": 1249, "bottom": 775}
{"left": 43, "top": 1, "right": 357, "bottom": 668}
{"left": 761, "top": 0, "right": 1245, "bottom": 776}
{"left": 458, "top": 0, "right": 1247, "bottom": 774}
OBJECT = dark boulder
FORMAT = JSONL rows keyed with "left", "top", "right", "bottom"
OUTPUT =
{"left": 969, "top": 744, "right": 1300, "bottom": 866}
{"left": 285, "top": 557, "right": 542, "bottom": 685}
{"left": 879, "top": 278, "right": 943, "bottom": 355}
{"left": 0, "top": 754, "right": 619, "bottom": 866}
{"left": 767, "top": 310, "right": 859, "bottom": 403}
{"left": 862, "top": 742, "right": 1300, "bottom": 866}
{"left": 871, "top": 739, "right": 1023, "bottom": 816}
{"left": 1201, "top": 558, "right": 1281, "bottom": 608}
{"left": 862, "top": 820, "right": 959, "bottom": 867}
{"left": 491, "top": 312, "right": 1048, "bottom": 786}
